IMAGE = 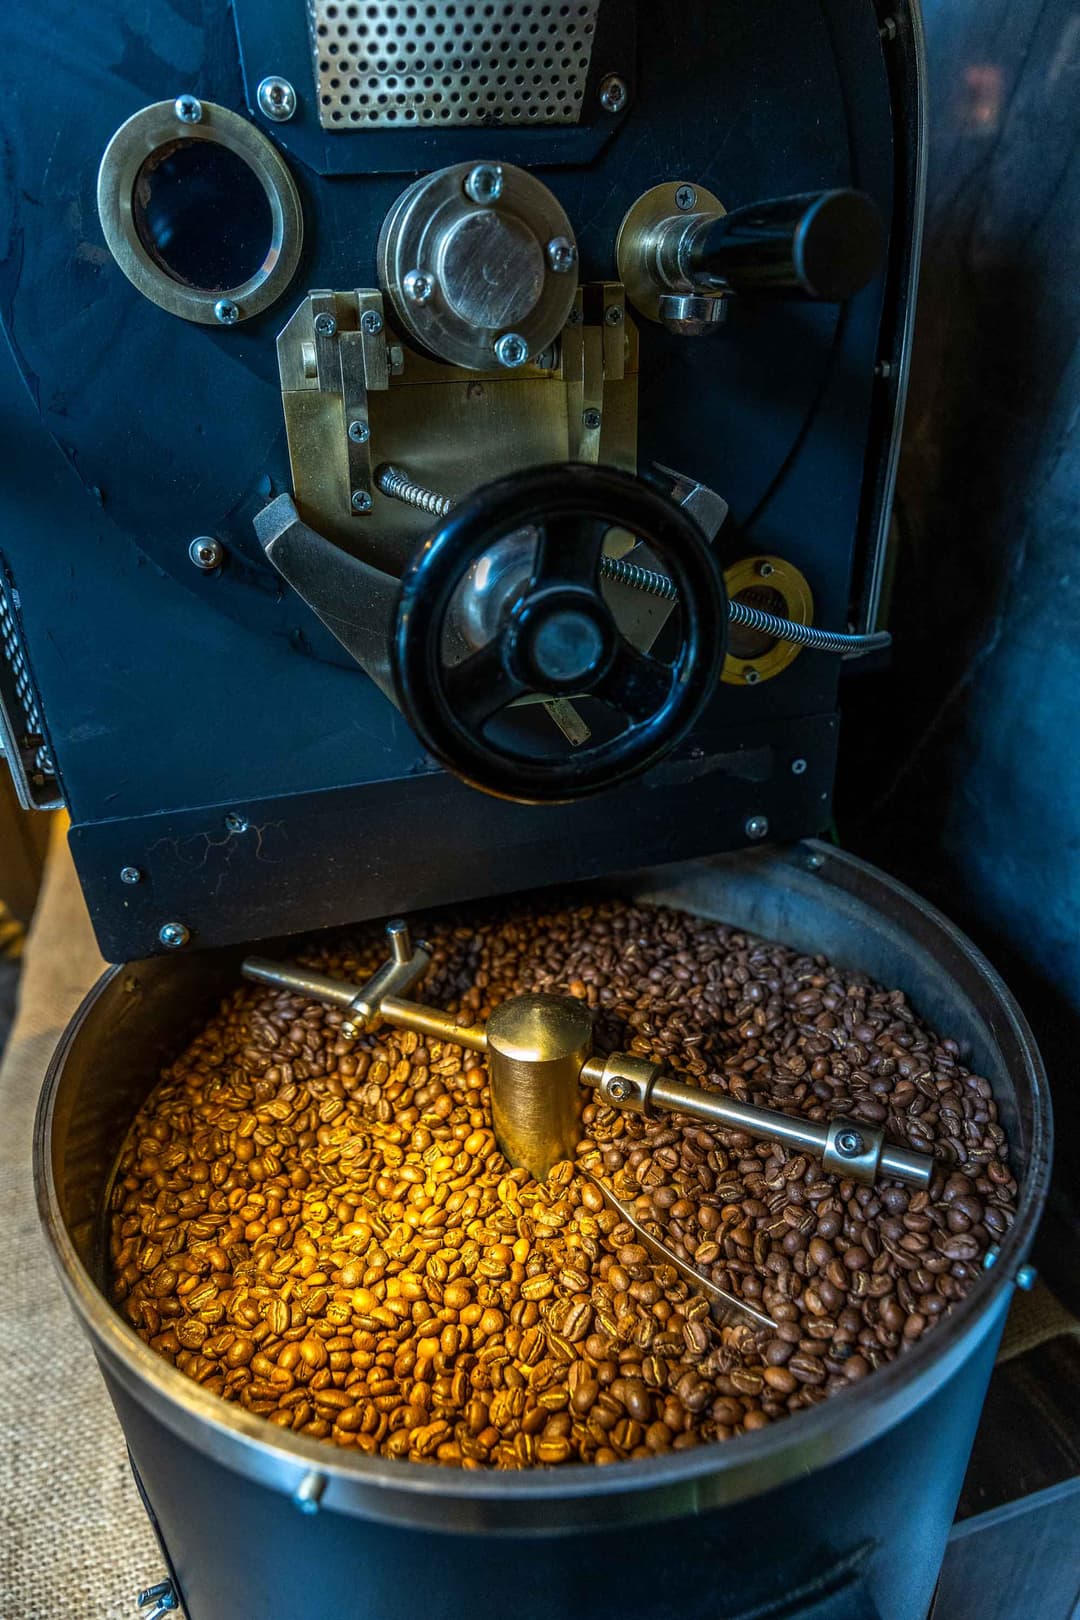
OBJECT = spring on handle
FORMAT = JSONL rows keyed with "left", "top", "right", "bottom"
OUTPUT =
{"left": 376, "top": 466, "right": 891, "bottom": 658}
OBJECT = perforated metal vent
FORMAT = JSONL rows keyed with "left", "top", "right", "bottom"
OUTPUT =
{"left": 309, "top": 1, "right": 601, "bottom": 130}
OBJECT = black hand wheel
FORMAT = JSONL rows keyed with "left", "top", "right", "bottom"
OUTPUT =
{"left": 391, "top": 463, "right": 727, "bottom": 802}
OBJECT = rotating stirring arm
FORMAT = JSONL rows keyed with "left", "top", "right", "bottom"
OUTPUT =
{"left": 243, "top": 921, "right": 934, "bottom": 1193}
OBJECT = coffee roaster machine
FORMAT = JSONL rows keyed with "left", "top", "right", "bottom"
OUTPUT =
{"left": 1, "top": 1, "right": 1053, "bottom": 1617}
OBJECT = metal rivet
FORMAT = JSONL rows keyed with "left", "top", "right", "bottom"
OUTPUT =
{"left": 604, "top": 305, "right": 624, "bottom": 326}
{"left": 314, "top": 312, "right": 337, "bottom": 337}
{"left": 351, "top": 490, "right": 373, "bottom": 512}
{"left": 745, "top": 815, "right": 769, "bottom": 841}
{"left": 403, "top": 269, "right": 434, "bottom": 305}
{"left": 360, "top": 309, "right": 384, "bottom": 336}
{"left": 743, "top": 667, "right": 762, "bottom": 685}
{"left": 293, "top": 1471, "right": 327, "bottom": 1514}
{"left": 805, "top": 851, "right": 825, "bottom": 871}
{"left": 214, "top": 299, "right": 240, "bottom": 326}
{"left": 189, "top": 537, "right": 223, "bottom": 571}
{"left": 1016, "top": 1263, "right": 1038, "bottom": 1291}
{"left": 463, "top": 163, "right": 503, "bottom": 206}
{"left": 598, "top": 74, "right": 628, "bottom": 113}
{"left": 675, "top": 184, "right": 697, "bottom": 211}
{"left": 791, "top": 758, "right": 808, "bottom": 776}
{"left": 546, "top": 235, "right": 577, "bottom": 274}
{"left": 224, "top": 812, "right": 249, "bottom": 833}
{"left": 120, "top": 866, "right": 142, "bottom": 886}
{"left": 835, "top": 1128, "right": 865, "bottom": 1157}
{"left": 607, "top": 1078, "right": 631, "bottom": 1102}
{"left": 174, "top": 95, "right": 202, "bottom": 124}
{"left": 348, "top": 420, "right": 370, "bottom": 443}
{"left": 257, "top": 75, "right": 297, "bottom": 122}
{"left": 159, "top": 922, "right": 190, "bottom": 950}
{"left": 494, "top": 332, "right": 529, "bottom": 369}
{"left": 582, "top": 408, "right": 602, "bottom": 431}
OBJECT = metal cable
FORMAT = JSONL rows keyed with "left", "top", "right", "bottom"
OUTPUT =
{"left": 377, "top": 466, "right": 891, "bottom": 658}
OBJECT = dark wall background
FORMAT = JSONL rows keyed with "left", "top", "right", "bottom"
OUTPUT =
{"left": 838, "top": 0, "right": 1080, "bottom": 1300}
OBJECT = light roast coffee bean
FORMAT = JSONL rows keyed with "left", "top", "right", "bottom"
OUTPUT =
{"left": 110, "top": 898, "right": 1017, "bottom": 1467}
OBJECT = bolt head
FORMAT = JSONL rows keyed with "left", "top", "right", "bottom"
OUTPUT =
{"left": 351, "top": 490, "right": 373, "bottom": 512}
{"left": 494, "top": 332, "right": 529, "bottom": 369}
{"left": 189, "top": 536, "right": 223, "bottom": 571}
{"left": 159, "top": 922, "right": 190, "bottom": 950}
{"left": 745, "top": 814, "right": 769, "bottom": 841}
{"left": 403, "top": 269, "right": 434, "bottom": 305}
{"left": 604, "top": 304, "right": 624, "bottom": 326}
{"left": 791, "top": 757, "right": 808, "bottom": 776}
{"left": 598, "top": 74, "right": 628, "bottom": 113}
{"left": 257, "top": 75, "right": 297, "bottom": 122}
{"left": 675, "top": 184, "right": 697, "bottom": 211}
{"left": 213, "top": 298, "right": 240, "bottom": 326}
{"left": 348, "top": 420, "right": 370, "bottom": 444}
{"left": 224, "top": 811, "right": 249, "bottom": 833}
{"left": 120, "top": 866, "right": 142, "bottom": 885}
{"left": 313, "top": 312, "right": 337, "bottom": 337}
{"left": 174, "top": 94, "right": 203, "bottom": 124}
{"left": 464, "top": 163, "right": 503, "bottom": 206}
{"left": 836, "top": 1128, "right": 865, "bottom": 1157}
{"left": 546, "top": 235, "right": 577, "bottom": 274}
{"left": 360, "top": 309, "right": 384, "bottom": 336}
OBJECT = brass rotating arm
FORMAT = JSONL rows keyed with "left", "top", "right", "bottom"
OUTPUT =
{"left": 242, "top": 925, "right": 933, "bottom": 1192}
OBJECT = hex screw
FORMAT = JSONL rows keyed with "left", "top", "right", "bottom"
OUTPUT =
{"left": 189, "top": 536, "right": 223, "bottom": 571}
{"left": 314, "top": 312, "right": 337, "bottom": 337}
{"left": 743, "top": 667, "right": 762, "bottom": 685}
{"left": 224, "top": 812, "right": 249, "bottom": 833}
{"left": 174, "top": 94, "right": 202, "bottom": 124}
{"left": 757, "top": 560, "right": 775, "bottom": 577}
{"left": 348, "top": 420, "right": 370, "bottom": 443}
{"left": 675, "top": 184, "right": 697, "bottom": 211}
{"left": 791, "top": 758, "right": 808, "bottom": 776}
{"left": 745, "top": 815, "right": 769, "bottom": 841}
{"left": 835, "top": 1128, "right": 865, "bottom": 1157}
{"left": 494, "top": 332, "right": 529, "bottom": 368}
{"left": 607, "top": 1078, "right": 631, "bottom": 1102}
{"left": 582, "top": 407, "right": 602, "bottom": 430}
{"left": 604, "top": 305, "right": 624, "bottom": 326}
{"left": 546, "top": 236, "right": 577, "bottom": 274}
{"left": 464, "top": 164, "right": 503, "bottom": 206}
{"left": 257, "top": 75, "right": 297, "bottom": 122}
{"left": 361, "top": 309, "right": 384, "bottom": 336}
{"left": 403, "top": 269, "right": 434, "bottom": 305}
{"left": 120, "top": 866, "right": 142, "bottom": 885}
{"left": 159, "top": 922, "right": 190, "bottom": 950}
{"left": 351, "top": 490, "right": 373, "bottom": 512}
{"left": 214, "top": 298, "right": 240, "bottom": 326}
{"left": 293, "top": 1471, "right": 327, "bottom": 1514}
{"left": 598, "top": 74, "right": 628, "bottom": 113}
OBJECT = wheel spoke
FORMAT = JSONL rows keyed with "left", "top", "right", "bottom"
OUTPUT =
{"left": 536, "top": 514, "right": 609, "bottom": 589}
{"left": 594, "top": 642, "right": 674, "bottom": 723}
{"left": 444, "top": 643, "right": 528, "bottom": 728}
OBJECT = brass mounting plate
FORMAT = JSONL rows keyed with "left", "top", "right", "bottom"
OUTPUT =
{"left": 615, "top": 181, "right": 725, "bottom": 325}
{"left": 722, "top": 556, "right": 815, "bottom": 686}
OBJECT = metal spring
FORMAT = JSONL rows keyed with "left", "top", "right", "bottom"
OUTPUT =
{"left": 375, "top": 466, "right": 892, "bottom": 659}
{"left": 375, "top": 464, "right": 456, "bottom": 519}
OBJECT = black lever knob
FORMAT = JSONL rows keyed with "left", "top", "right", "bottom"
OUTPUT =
{"left": 689, "top": 189, "right": 884, "bottom": 301}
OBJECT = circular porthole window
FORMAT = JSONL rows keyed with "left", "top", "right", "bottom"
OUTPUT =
{"left": 97, "top": 99, "right": 303, "bottom": 325}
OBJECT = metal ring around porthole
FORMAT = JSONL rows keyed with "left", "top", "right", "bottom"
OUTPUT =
{"left": 97, "top": 99, "right": 303, "bottom": 325}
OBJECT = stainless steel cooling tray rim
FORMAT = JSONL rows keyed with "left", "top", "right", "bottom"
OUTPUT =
{"left": 34, "top": 842, "right": 1052, "bottom": 1536}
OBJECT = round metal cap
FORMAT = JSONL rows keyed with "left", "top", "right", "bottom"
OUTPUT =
{"left": 378, "top": 160, "right": 578, "bottom": 371}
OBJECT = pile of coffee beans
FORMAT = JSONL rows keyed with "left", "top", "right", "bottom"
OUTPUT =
{"left": 109, "top": 898, "right": 1017, "bottom": 1467}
